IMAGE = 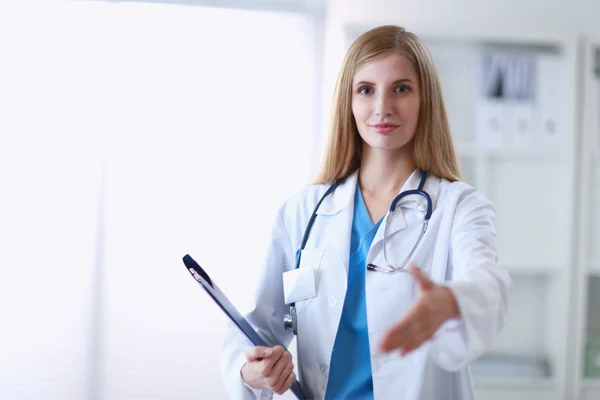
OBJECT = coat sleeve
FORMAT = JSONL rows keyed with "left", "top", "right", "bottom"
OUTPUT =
{"left": 220, "top": 204, "right": 296, "bottom": 399}
{"left": 429, "top": 187, "right": 512, "bottom": 371}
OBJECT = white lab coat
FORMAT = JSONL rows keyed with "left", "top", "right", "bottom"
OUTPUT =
{"left": 221, "top": 169, "right": 511, "bottom": 400}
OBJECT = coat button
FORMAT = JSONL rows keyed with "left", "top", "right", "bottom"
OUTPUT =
{"left": 328, "top": 296, "right": 337, "bottom": 306}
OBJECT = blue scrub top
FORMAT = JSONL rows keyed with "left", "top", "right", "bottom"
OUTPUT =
{"left": 324, "top": 184, "right": 383, "bottom": 400}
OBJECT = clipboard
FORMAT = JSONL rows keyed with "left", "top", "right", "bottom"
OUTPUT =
{"left": 182, "top": 254, "right": 306, "bottom": 400}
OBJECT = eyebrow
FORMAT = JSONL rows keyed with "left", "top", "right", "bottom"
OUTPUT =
{"left": 354, "top": 79, "right": 414, "bottom": 87}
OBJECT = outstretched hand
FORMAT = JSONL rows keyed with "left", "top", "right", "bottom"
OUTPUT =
{"left": 378, "top": 265, "right": 460, "bottom": 356}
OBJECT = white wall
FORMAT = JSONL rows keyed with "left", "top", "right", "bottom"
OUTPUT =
{"left": 101, "top": 5, "right": 317, "bottom": 399}
{"left": 0, "top": 1, "right": 108, "bottom": 399}
{"left": 326, "top": 0, "right": 600, "bottom": 33}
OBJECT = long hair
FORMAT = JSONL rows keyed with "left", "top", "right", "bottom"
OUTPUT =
{"left": 313, "top": 25, "right": 460, "bottom": 184}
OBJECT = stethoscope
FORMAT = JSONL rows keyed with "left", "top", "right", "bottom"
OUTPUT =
{"left": 284, "top": 169, "right": 433, "bottom": 335}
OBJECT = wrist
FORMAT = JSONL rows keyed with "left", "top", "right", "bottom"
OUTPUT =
{"left": 441, "top": 287, "right": 460, "bottom": 320}
{"left": 241, "top": 362, "right": 263, "bottom": 391}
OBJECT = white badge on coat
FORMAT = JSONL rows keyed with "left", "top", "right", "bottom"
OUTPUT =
{"left": 283, "top": 267, "right": 316, "bottom": 305}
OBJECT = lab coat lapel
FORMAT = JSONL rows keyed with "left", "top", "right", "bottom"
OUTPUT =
{"left": 317, "top": 171, "right": 358, "bottom": 276}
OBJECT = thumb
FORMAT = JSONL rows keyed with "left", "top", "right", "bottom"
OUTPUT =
{"left": 409, "top": 264, "right": 435, "bottom": 291}
{"left": 246, "top": 346, "right": 273, "bottom": 362}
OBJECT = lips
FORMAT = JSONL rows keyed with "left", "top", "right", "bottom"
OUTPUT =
{"left": 369, "top": 123, "right": 400, "bottom": 134}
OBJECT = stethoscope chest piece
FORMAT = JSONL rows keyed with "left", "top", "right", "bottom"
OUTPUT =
{"left": 283, "top": 305, "right": 297, "bottom": 335}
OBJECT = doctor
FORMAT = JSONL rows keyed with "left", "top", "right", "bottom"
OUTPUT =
{"left": 221, "top": 25, "right": 511, "bottom": 400}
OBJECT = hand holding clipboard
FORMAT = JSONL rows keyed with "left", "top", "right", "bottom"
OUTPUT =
{"left": 182, "top": 254, "right": 306, "bottom": 400}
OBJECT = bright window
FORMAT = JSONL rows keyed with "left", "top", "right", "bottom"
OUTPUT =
{"left": 0, "top": 1, "right": 321, "bottom": 399}
{"left": 102, "top": 3, "right": 320, "bottom": 399}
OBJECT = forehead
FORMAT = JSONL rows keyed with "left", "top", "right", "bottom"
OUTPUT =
{"left": 353, "top": 52, "right": 417, "bottom": 83}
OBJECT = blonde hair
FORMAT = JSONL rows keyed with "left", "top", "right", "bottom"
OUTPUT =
{"left": 314, "top": 25, "right": 460, "bottom": 184}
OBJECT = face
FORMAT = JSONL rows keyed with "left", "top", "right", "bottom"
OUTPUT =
{"left": 351, "top": 52, "right": 420, "bottom": 154}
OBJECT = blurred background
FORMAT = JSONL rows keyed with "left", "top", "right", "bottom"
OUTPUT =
{"left": 0, "top": 0, "right": 599, "bottom": 399}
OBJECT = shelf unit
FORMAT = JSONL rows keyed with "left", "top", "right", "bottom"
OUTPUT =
{"left": 574, "top": 36, "right": 600, "bottom": 400}
{"left": 422, "top": 31, "right": 579, "bottom": 400}
{"left": 344, "top": 24, "right": 582, "bottom": 400}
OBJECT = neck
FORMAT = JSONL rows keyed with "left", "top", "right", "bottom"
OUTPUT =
{"left": 358, "top": 144, "right": 416, "bottom": 196}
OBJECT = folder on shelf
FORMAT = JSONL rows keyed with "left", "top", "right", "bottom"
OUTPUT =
{"left": 477, "top": 52, "right": 537, "bottom": 149}
{"left": 535, "top": 54, "right": 564, "bottom": 149}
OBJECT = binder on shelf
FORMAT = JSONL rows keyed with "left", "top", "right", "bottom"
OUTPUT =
{"left": 593, "top": 46, "right": 600, "bottom": 151}
{"left": 476, "top": 52, "right": 536, "bottom": 149}
{"left": 535, "top": 55, "right": 564, "bottom": 150}
{"left": 475, "top": 98, "right": 507, "bottom": 149}
{"left": 585, "top": 332, "right": 600, "bottom": 378}
{"left": 509, "top": 100, "right": 537, "bottom": 148}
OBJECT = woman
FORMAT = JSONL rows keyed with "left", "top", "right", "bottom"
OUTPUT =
{"left": 221, "top": 25, "right": 511, "bottom": 400}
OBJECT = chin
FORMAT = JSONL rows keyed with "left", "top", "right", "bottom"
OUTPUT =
{"left": 365, "top": 137, "right": 410, "bottom": 152}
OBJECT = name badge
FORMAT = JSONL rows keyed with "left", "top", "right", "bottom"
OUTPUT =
{"left": 283, "top": 266, "right": 316, "bottom": 305}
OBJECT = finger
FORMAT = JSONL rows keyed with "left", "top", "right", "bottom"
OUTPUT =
{"left": 399, "top": 328, "right": 433, "bottom": 356}
{"left": 277, "top": 371, "right": 297, "bottom": 395}
{"left": 273, "top": 362, "right": 294, "bottom": 394}
{"left": 270, "top": 345, "right": 285, "bottom": 359}
{"left": 260, "top": 346, "right": 285, "bottom": 374}
{"left": 246, "top": 346, "right": 273, "bottom": 362}
{"left": 378, "top": 303, "right": 425, "bottom": 352}
{"left": 265, "top": 352, "right": 292, "bottom": 390}
{"left": 269, "top": 351, "right": 291, "bottom": 379}
{"left": 409, "top": 265, "right": 435, "bottom": 291}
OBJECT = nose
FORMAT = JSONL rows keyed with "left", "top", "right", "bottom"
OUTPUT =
{"left": 374, "top": 91, "right": 393, "bottom": 117}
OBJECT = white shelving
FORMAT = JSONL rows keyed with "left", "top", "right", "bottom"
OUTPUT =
{"left": 574, "top": 37, "right": 600, "bottom": 400}
{"left": 583, "top": 277, "right": 600, "bottom": 381}
{"left": 474, "top": 376, "right": 559, "bottom": 400}
{"left": 420, "top": 32, "right": 578, "bottom": 400}
{"left": 589, "top": 156, "right": 600, "bottom": 270}
{"left": 582, "top": 379, "right": 600, "bottom": 389}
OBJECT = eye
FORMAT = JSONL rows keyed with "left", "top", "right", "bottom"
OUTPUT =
{"left": 395, "top": 85, "right": 410, "bottom": 94}
{"left": 358, "top": 86, "right": 373, "bottom": 95}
